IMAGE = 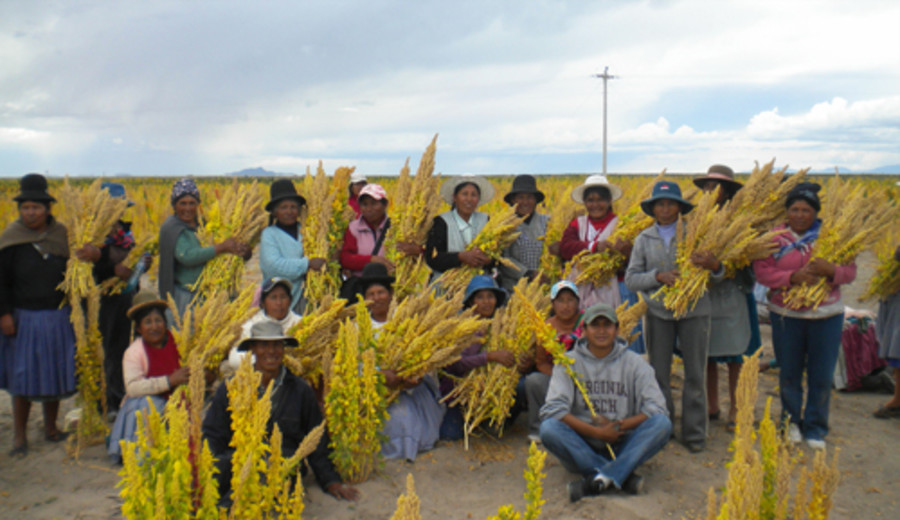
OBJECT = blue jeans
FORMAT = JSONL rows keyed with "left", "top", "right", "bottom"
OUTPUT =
{"left": 540, "top": 414, "right": 672, "bottom": 487}
{"left": 618, "top": 281, "right": 646, "bottom": 354}
{"left": 770, "top": 312, "right": 843, "bottom": 441}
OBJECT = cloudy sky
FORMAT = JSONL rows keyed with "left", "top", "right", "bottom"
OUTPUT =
{"left": 1, "top": 0, "right": 898, "bottom": 177}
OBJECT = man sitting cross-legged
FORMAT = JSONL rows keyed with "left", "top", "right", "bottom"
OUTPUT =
{"left": 539, "top": 302, "right": 672, "bottom": 502}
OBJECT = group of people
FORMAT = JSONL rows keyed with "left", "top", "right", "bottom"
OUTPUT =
{"left": 1, "top": 168, "right": 898, "bottom": 506}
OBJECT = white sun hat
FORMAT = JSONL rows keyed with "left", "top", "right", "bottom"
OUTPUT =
{"left": 571, "top": 174, "right": 623, "bottom": 204}
{"left": 439, "top": 174, "right": 495, "bottom": 207}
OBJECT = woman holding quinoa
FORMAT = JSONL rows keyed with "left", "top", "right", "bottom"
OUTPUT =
{"left": 753, "top": 182, "right": 856, "bottom": 449}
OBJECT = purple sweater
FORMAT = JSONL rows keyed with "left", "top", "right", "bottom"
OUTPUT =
{"left": 440, "top": 333, "right": 488, "bottom": 396}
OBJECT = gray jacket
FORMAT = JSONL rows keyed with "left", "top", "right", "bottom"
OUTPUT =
{"left": 624, "top": 224, "right": 723, "bottom": 320}
{"left": 540, "top": 337, "right": 668, "bottom": 450}
{"left": 499, "top": 213, "right": 549, "bottom": 291}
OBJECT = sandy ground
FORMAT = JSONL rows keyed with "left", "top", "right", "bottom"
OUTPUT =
{"left": 1, "top": 252, "right": 898, "bottom": 520}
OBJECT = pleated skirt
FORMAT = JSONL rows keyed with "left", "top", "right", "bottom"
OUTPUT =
{"left": 0, "top": 307, "right": 76, "bottom": 400}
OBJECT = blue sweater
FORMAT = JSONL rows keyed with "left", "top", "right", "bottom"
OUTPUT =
{"left": 259, "top": 225, "right": 309, "bottom": 309}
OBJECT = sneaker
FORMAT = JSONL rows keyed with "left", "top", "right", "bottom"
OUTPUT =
{"left": 567, "top": 474, "right": 608, "bottom": 503}
{"left": 622, "top": 472, "right": 644, "bottom": 495}
{"left": 527, "top": 433, "right": 542, "bottom": 444}
{"left": 787, "top": 423, "right": 802, "bottom": 444}
{"left": 592, "top": 473, "right": 613, "bottom": 491}
{"left": 806, "top": 438, "right": 826, "bottom": 450}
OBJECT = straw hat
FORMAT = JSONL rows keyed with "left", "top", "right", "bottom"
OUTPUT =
{"left": 571, "top": 175, "right": 623, "bottom": 204}
{"left": 126, "top": 290, "right": 170, "bottom": 320}
{"left": 439, "top": 175, "right": 495, "bottom": 207}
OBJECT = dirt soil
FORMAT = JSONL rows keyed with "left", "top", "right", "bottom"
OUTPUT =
{"left": 1, "top": 252, "right": 898, "bottom": 520}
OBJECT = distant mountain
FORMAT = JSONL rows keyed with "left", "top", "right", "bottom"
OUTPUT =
{"left": 870, "top": 165, "right": 900, "bottom": 174}
{"left": 226, "top": 167, "right": 297, "bottom": 177}
{"left": 805, "top": 165, "right": 900, "bottom": 175}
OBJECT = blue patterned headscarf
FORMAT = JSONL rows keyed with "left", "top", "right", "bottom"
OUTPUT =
{"left": 170, "top": 178, "right": 200, "bottom": 205}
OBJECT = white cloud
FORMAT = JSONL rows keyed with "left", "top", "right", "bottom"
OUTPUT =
{"left": 747, "top": 97, "right": 900, "bottom": 139}
{"left": 1, "top": 1, "right": 899, "bottom": 175}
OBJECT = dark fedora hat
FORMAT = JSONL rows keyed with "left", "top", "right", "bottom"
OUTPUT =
{"left": 503, "top": 174, "right": 545, "bottom": 205}
{"left": 354, "top": 262, "right": 396, "bottom": 296}
{"left": 265, "top": 179, "right": 307, "bottom": 212}
{"left": 640, "top": 180, "right": 694, "bottom": 217}
{"left": 13, "top": 173, "right": 56, "bottom": 203}
{"left": 692, "top": 164, "right": 742, "bottom": 194}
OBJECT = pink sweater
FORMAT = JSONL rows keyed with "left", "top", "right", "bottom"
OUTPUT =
{"left": 753, "top": 224, "right": 856, "bottom": 318}
{"left": 121, "top": 338, "right": 172, "bottom": 400}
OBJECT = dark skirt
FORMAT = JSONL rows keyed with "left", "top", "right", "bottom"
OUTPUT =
{"left": 710, "top": 293, "right": 762, "bottom": 364}
{"left": 0, "top": 307, "right": 77, "bottom": 400}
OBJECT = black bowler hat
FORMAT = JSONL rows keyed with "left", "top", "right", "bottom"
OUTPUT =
{"left": 13, "top": 173, "right": 56, "bottom": 203}
{"left": 265, "top": 179, "right": 307, "bottom": 212}
{"left": 503, "top": 174, "right": 545, "bottom": 205}
{"left": 354, "top": 262, "right": 396, "bottom": 296}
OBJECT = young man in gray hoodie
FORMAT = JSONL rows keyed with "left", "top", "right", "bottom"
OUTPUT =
{"left": 539, "top": 302, "right": 672, "bottom": 502}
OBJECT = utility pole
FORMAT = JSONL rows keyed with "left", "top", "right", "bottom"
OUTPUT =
{"left": 593, "top": 67, "right": 616, "bottom": 174}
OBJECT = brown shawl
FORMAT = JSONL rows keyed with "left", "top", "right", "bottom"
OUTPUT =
{"left": 0, "top": 218, "right": 69, "bottom": 258}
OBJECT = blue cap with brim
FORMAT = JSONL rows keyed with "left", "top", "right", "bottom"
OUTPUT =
{"left": 639, "top": 181, "right": 694, "bottom": 217}
{"left": 101, "top": 182, "right": 135, "bottom": 207}
{"left": 463, "top": 275, "right": 508, "bottom": 308}
{"left": 550, "top": 280, "right": 579, "bottom": 300}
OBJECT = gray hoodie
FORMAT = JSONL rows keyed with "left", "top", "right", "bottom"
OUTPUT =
{"left": 540, "top": 337, "right": 667, "bottom": 448}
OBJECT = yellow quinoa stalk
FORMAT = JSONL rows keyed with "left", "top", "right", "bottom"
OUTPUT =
{"left": 227, "top": 356, "right": 271, "bottom": 518}
{"left": 324, "top": 318, "right": 388, "bottom": 483}
{"left": 191, "top": 179, "right": 267, "bottom": 297}
{"left": 117, "top": 388, "right": 220, "bottom": 519}
{"left": 56, "top": 178, "right": 129, "bottom": 455}
{"left": 437, "top": 206, "right": 525, "bottom": 295}
{"left": 698, "top": 350, "right": 840, "bottom": 520}
{"left": 385, "top": 135, "right": 444, "bottom": 301}
{"left": 573, "top": 171, "right": 662, "bottom": 287}
{"left": 485, "top": 442, "right": 547, "bottom": 520}
{"left": 389, "top": 474, "right": 422, "bottom": 520}
{"left": 377, "top": 287, "right": 488, "bottom": 400}
{"left": 616, "top": 294, "right": 647, "bottom": 344}
{"left": 57, "top": 178, "right": 130, "bottom": 300}
{"left": 168, "top": 284, "right": 257, "bottom": 373}
{"left": 784, "top": 174, "right": 897, "bottom": 309}
{"left": 302, "top": 163, "right": 355, "bottom": 307}
{"left": 225, "top": 356, "right": 328, "bottom": 519}
{"left": 284, "top": 294, "right": 353, "bottom": 385}
{"left": 860, "top": 224, "right": 900, "bottom": 301}
{"left": 655, "top": 162, "right": 804, "bottom": 318}
{"left": 443, "top": 277, "right": 541, "bottom": 448}
{"left": 538, "top": 184, "right": 579, "bottom": 282}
